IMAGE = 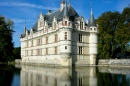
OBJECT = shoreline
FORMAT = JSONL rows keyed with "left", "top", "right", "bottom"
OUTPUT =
{"left": 1, "top": 59, "right": 130, "bottom": 68}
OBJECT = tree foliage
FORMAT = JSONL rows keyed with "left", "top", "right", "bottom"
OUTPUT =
{"left": 0, "top": 16, "right": 14, "bottom": 62}
{"left": 97, "top": 7, "right": 130, "bottom": 59}
{"left": 13, "top": 47, "right": 21, "bottom": 59}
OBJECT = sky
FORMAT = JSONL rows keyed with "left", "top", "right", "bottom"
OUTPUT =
{"left": 0, "top": 0, "right": 130, "bottom": 47}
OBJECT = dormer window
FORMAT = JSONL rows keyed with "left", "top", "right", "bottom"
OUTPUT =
{"left": 65, "top": 21, "right": 67, "bottom": 25}
{"left": 38, "top": 21, "right": 43, "bottom": 28}
{"left": 40, "top": 22, "right": 42, "bottom": 27}
{"left": 80, "top": 22, "right": 83, "bottom": 29}
{"left": 68, "top": 22, "right": 70, "bottom": 26}
{"left": 53, "top": 22, "right": 56, "bottom": 30}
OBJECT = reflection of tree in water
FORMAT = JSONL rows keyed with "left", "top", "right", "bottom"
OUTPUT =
{"left": 0, "top": 65, "right": 14, "bottom": 86}
{"left": 96, "top": 68, "right": 130, "bottom": 86}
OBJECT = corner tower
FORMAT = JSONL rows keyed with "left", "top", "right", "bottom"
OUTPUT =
{"left": 88, "top": 6, "right": 98, "bottom": 65}
{"left": 59, "top": 1, "right": 72, "bottom": 67}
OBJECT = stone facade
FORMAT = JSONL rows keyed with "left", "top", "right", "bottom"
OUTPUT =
{"left": 20, "top": 1, "right": 98, "bottom": 66}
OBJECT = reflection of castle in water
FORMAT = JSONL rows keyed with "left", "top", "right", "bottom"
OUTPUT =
{"left": 20, "top": 66, "right": 97, "bottom": 86}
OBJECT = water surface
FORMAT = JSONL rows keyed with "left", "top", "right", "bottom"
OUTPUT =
{"left": 0, "top": 65, "right": 130, "bottom": 86}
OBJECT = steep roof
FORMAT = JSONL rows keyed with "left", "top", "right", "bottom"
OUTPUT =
{"left": 88, "top": 8, "right": 97, "bottom": 27}
{"left": 32, "top": 4, "right": 79, "bottom": 30}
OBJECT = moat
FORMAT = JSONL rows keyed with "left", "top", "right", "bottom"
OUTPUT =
{"left": 0, "top": 64, "right": 130, "bottom": 86}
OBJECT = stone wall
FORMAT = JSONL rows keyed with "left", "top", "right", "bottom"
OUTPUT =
{"left": 98, "top": 59, "right": 130, "bottom": 66}
{"left": 98, "top": 67, "right": 130, "bottom": 75}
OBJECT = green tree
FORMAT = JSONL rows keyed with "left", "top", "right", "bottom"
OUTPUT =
{"left": 13, "top": 47, "right": 21, "bottom": 59}
{"left": 0, "top": 16, "right": 14, "bottom": 62}
{"left": 115, "top": 8, "right": 130, "bottom": 53}
{"left": 97, "top": 11, "right": 120, "bottom": 59}
{"left": 97, "top": 7, "right": 130, "bottom": 59}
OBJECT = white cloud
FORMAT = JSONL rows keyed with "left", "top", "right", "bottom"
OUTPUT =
{"left": 0, "top": 2, "right": 58, "bottom": 10}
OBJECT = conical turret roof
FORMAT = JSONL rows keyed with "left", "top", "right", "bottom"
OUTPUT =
{"left": 88, "top": 7, "right": 97, "bottom": 27}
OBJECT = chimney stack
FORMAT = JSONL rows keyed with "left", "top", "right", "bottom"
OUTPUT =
{"left": 47, "top": 10, "right": 51, "bottom": 15}
{"left": 60, "top": 1, "right": 65, "bottom": 11}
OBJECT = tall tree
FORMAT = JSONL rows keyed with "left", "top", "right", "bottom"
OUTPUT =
{"left": 0, "top": 16, "right": 14, "bottom": 61}
{"left": 115, "top": 8, "right": 130, "bottom": 53}
{"left": 97, "top": 11, "right": 120, "bottom": 59}
{"left": 97, "top": 7, "right": 130, "bottom": 59}
{"left": 13, "top": 47, "right": 21, "bottom": 59}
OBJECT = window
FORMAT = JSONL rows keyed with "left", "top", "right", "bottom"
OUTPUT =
{"left": 94, "top": 28, "right": 96, "bottom": 31}
{"left": 26, "top": 50, "right": 28, "bottom": 56}
{"left": 40, "top": 21, "right": 43, "bottom": 27}
{"left": 46, "top": 37, "right": 48, "bottom": 44}
{"left": 45, "top": 76, "right": 48, "bottom": 84}
{"left": 65, "top": 21, "right": 67, "bottom": 25}
{"left": 90, "top": 28, "right": 92, "bottom": 30}
{"left": 55, "top": 47, "right": 57, "bottom": 54}
{"left": 79, "top": 78, "right": 83, "bottom": 86}
{"left": 31, "top": 40, "right": 33, "bottom": 47}
{"left": 38, "top": 21, "right": 43, "bottom": 28}
{"left": 31, "top": 50, "right": 33, "bottom": 56}
{"left": 37, "top": 49, "right": 39, "bottom": 55}
{"left": 37, "top": 49, "right": 42, "bottom": 55}
{"left": 79, "top": 34, "right": 83, "bottom": 42}
{"left": 46, "top": 48, "right": 48, "bottom": 55}
{"left": 55, "top": 34, "right": 58, "bottom": 42}
{"left": 36, "top": 74, "right": 42, "bottom": 82}
{"left": 65, "top": 32, "right": 67, "bottom": 40}
{"left": 68, "top": 22, "right": 70, "bottom": 26}
{"left": 37, "top": 39, "right": 41, "bottom": 46}
{"left": 65, "top": 46, "right": 67, "bottom": 49}
{"left": 54, "top": 78, "right": 57, "bottom": 86}
{"left": 80, "top": 22, "right": 83, "bottom": 29}
{"left": 79, "top": 47, "right": 83, "bottom": 55}
{"left": 26, "top": 42, "right": 28, "bottom": 48}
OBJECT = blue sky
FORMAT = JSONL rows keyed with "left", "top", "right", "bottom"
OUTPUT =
{"left": 0, "top": 0, "right": 130, "bottom": 47}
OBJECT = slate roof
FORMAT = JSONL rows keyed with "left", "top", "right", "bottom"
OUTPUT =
{"left": 32, "top": 4, "right": 79, "bottom": 31}
{"left": 21, "top": 2, "right": 97, "bottom": 38}
{"left": 88, "top": 8, "right": 97, "bottom": 27}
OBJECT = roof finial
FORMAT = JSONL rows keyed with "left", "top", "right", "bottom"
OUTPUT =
{"left": 90, "top": 2, "right": 92, "bottom": 14}
{"left": 24, "top": 18, "right": 26, "bottom": 28}
{"left": 88, "top": 2, "right": 97, "bottom": 27}
{"left": 24, "top": 18, "right": 26, "bottom": 34}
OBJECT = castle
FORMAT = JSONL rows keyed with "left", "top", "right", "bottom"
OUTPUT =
{"left": 20, "top": 1, "right": 98, "bottom": 67}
